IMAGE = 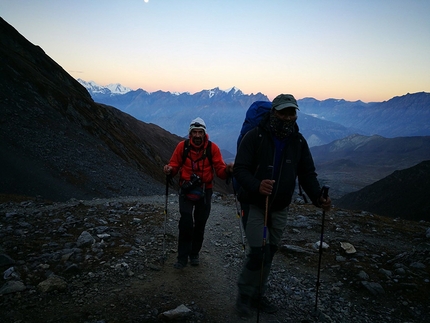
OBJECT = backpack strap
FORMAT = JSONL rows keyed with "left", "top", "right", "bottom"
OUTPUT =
{"left": 249, "top": 126, "right": 265, "bottom": 169}
{"left": 295, "top": 136, "right": 309, "bottom": 203}
{"left": 206, "top": 141, "right": 213, "bottom": 165}
{"left": 182, "top": 139, "right": 213, "bottom": 165}
{"left": 182, "top": 139, "right": 192, "bottom": 165}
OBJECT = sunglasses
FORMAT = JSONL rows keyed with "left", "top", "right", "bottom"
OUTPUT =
{"left": 191, "top": 122, "right": 206, "bottom": 129}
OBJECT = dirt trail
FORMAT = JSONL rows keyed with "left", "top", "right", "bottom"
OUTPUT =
{"left": 158, "top": 196, "right": 247, "bottom": 322}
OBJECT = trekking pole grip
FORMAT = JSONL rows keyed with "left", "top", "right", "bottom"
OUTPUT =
{"left": 226, "top": 175, "right": 232, "bottom": 185}
{"left": 320, "top": 185, "right": 329, "bottom": 200}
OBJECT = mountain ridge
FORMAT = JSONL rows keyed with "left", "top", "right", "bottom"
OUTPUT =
{"left": 77, "top": 79, "right": 360, "bottom": 153}
{"left": 78, "top": 79, "right": 430, "bottom": 154}
{"left": 298, "top": 92, "right": 430, "bottom": 138}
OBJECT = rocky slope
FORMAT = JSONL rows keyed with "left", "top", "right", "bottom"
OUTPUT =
{"left": 1, "top": 193, "right": 429, "bottom": 323}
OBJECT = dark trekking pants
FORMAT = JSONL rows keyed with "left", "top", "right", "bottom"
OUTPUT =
{"left": 237, "top": 204, "right": 288, "bottom": 297}
{"left": 177, "top": 188, "right": 212, "bottom": 263}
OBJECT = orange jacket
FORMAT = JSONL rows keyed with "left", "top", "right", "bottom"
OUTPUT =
{"left": 168, "top": 134, "right": 228, "bottom": 189}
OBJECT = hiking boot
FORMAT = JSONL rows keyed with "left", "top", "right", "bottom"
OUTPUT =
{"left": 173, "top": 260, "right": 186, "bottom": 270}
{"left": 235, "top": 294, "right": 252, "bottom": 318}
{"left": 189, "top": 255, "right": 200, "bottom": 266}
{"left": 251, "top": 296, "right": 278, "bottom": 313}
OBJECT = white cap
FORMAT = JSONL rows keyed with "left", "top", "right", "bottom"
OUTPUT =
{"left": 189, "top": 117, "right": 206, "bottom": 134}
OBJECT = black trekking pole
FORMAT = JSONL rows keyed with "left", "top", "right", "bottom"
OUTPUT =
{"left": 231, "top": 180, "right": 246, "bottom": 258}
{"left": 161, "top": 175, "right": 171, "bottom": 265}
{"left": 314, "top": 185, "right": 330, "bottom": 313}
{"left": 257, "top": 194, "right": 269, "bottom": 323}
{"left": 257, "top": 166, "right": 273, "bottom": 323}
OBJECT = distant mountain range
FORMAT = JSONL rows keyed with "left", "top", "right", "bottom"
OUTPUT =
{"left": 76, "top": 79, "right": 357, "bottom": 154}
{"left": 298, "top": 94, "right": 430, "bottom": 138}
{"left": 77, "top": 79, "right": 430, "bottom": 155}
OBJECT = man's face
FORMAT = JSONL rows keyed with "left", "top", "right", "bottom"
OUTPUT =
{"left": 190, "top": 129, "right": 205, "bottom": 146}
{"left": 274, "top": 107, "right": 298, "bottom": 121}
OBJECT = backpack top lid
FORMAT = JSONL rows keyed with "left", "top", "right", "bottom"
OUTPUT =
{"left": 237, "top": 101, "right": 272, "bottom": 149}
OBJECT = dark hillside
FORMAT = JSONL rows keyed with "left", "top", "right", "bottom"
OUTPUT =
{"left": 0, "top": 17, "right": 229, "bottom": 201}
{"left": 335, "top": 160, "right": 430, "bottom": 221}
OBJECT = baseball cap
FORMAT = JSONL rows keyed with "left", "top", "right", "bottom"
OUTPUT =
{"left": 272, "top": 94, "right": 299, "bottom": 111}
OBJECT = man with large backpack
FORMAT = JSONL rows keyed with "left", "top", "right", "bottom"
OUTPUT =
{"left": 233, "top": 100, "right": 272, "bottom": 230}
{"left": 163, "top": 117, "right": 233, "bottom": 269}
{"left": 233, "top": 94, "right": 331, "bottom": 318}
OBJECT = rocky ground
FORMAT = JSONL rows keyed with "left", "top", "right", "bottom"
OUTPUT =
{"left": 0, "top": 193, "right": 429, "bottom": 323}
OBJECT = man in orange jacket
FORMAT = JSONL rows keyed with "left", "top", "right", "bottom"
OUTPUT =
{"left": 163, "top": 117, "right": 234, "bottom": 269}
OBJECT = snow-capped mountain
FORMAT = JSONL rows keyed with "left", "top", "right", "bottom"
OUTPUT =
{"left": 208, "top": 86, "right": 242, "bottom": 98}
{"left": 77, "top": 79, "right": 132, "bottom": 96}
{"left": 77, "top": 79, "right": 241, "bottom": 98}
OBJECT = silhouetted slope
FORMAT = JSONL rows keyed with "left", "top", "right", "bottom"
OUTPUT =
{"left": 0, "top": 17, "right": 188, "bottom": 201}
{"left": 335, "top": 161, "right": 430, "bottom": 221}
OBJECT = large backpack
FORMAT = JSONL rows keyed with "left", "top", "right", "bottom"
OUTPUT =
{"left": 236, "top": 101, "right": 272, "bottom": 151}
{"left": 233, "top": 101, "right": 271, "bottom": 193}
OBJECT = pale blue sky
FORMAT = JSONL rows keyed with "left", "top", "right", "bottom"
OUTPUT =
{"left": 1, "top": 0, "right": 429, "bottom": 102}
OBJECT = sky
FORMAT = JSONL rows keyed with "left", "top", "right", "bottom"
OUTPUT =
{"left": 1, "top": 0, "right": 430, "bottom": 102}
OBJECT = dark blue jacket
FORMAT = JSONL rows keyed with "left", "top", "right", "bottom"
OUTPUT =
{"left": 233, "top": 113, "right": 322, "bottom": 211}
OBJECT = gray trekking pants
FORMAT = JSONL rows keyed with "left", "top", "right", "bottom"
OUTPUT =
{"left": 237, "top": 204, "right": 288, "bottom": 298}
